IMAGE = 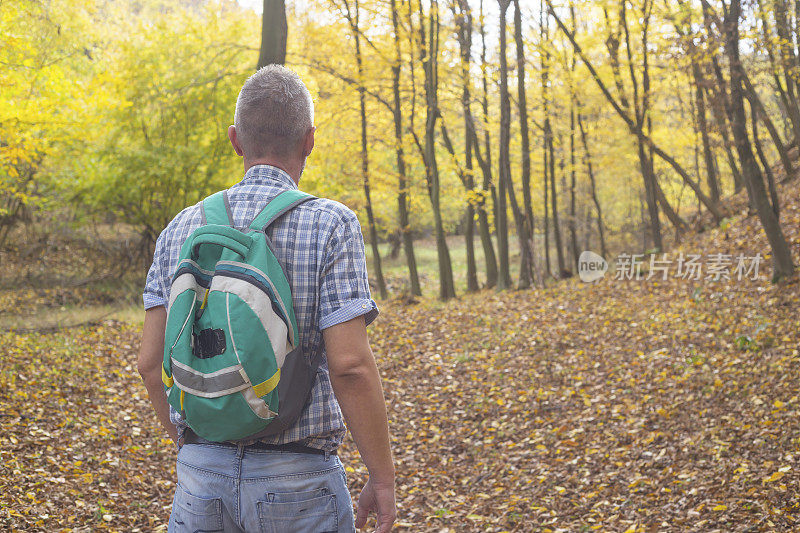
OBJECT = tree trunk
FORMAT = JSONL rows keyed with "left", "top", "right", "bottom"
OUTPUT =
{"left": 470, "top": 124, "right": 500, "bottom": 291}
{"left": 750, "top": 97, "right": 780, "bottom": 217}
{"left": 390, "top": 0, "right": 421, "bottom": 296}
{"left": 567, "top": 3, "right": 579, "bottom": 271}
{"left": 757, "top": 2, "right": 796, "bottom": 143}
{"left": 454, "top": 0, "right": 480, "bottom": 292}
{"left": 464, "top": 158, "right": 479, "bottom": 292}
{"left": 576, "top": 107, "right": 607, "bottom": 258}
{"left": 639, "top": 192, "right": 648, "bottom": 251}
{"left": 705, "top": 67, "right": 746, "bottom": 192}
{"left": 724, "top": 0, "right": 794, "bottom": 281}
{"left": 476, "top": 0, "right": 498, "bottom": 289}
{"left": 637, "top": 141, "right": 661, "bottom": 250}
{"left": 543, "top": 132, "right": 551, "bottom": 276}
{"left": 653, "top": 172, "right": 688, "bottom": 233}
{"left": 420, "top": 0, "right": 456, "bottom": 299}
{"left": 349, "top": 0, "right": 387, "bottom": 299}
{"left": 514, "top": 0, "right": 537, "bottom": 284}
{"left": 624, "top": 0, "right": 663, "bottom": 250}
{"left": 495, "top": 0, "right": 513, "bottom": 290}
{"left": 541, "top": 3, "right": 552, "bottom": 277}
{"left": 693, "top": 61, "right": 721, "bottom": 203}
{"left": 550, "top": 129, "right": 566, "bottom": 276}
{"left": 568, "top": 94, "right": 579, "bottom": 272}
{"left": 257, "top": 0, "right": 287, "bottom": 69}
{"left": 704, "top": 41, "right": 747, "bottom": 191}
{"left": 773, "top": 0, "right": 800, "bottom": 143}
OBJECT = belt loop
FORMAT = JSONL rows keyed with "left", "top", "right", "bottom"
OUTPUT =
{"left": 324, "top": 449, "right": 331, "bottom": 461}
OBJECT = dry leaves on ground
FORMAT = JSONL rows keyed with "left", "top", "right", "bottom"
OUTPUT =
{"left": 2, "top": 184, "right": 800, "bottom": 532}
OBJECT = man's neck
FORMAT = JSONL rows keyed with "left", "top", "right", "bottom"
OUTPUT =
{"left": 243, "top": 158, "right": 301, "bottom": 185}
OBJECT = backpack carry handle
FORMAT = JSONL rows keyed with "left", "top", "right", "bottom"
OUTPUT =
{"left": 190, "top": 226, "right": 250, "bottom": 260}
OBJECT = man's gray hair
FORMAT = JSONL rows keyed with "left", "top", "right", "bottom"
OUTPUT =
{"left": 233, "top": 65, "right": 314, "bottom": 158}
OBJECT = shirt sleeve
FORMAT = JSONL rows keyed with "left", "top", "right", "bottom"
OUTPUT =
{"left": 318, "top": 209, "right": 379, "bottom": 330}
{"left": 142, "top": 229, "right": 169, "bottom": 310}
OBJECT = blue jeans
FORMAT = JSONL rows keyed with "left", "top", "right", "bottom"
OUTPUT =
{"left": 168, "top": 441, "right": 355, "bottom": 532}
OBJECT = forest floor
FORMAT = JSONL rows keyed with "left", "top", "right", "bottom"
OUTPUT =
{"left": 2, "top": 173, "right": 800, "bottom": 531}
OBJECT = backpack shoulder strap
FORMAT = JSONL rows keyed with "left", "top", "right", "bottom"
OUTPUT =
{"left": 201, "top": 190, "right": 233, "bottom": 225}
{"left": 248, "top": 190, "right": 314, "bottom": 231}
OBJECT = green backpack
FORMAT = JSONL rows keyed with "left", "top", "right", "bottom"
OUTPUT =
{"left": 161, "top": 189, "right": 316, "bottom": 442}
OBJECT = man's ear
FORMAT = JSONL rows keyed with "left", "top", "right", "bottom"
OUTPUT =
{"left": 228, "top": 125, "right": 244, "bottom": 157}
{"left": 302, "top": 126, "right": 316, "bottom": 158}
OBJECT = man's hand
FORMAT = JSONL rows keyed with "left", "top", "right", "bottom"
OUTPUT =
{"left": 324, "top": 315, "right": 396, "bottom": 532}
{"left": 137, "top": 306, "right": 178, "bottom": 444}
{"left": 355, "top": 478, "right": 396, "bottom": 533}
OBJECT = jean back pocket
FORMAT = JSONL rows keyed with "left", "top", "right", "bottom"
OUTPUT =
{"left": 171, "top": 484, "right": 224, "bottom": 532}
{"left": 257, "top": 487, "right": 338, "bottom": 533}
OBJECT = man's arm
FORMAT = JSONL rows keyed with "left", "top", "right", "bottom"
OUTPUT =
{"left": 324, "top": 315, "right": 396, "bottom": 533}
{"left": 137, "top": 306, "right": 178, "bottom": 444}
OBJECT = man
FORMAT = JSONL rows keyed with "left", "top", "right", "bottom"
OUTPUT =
{"left": 137, "top": 65, "right": 396, "bottom": 533}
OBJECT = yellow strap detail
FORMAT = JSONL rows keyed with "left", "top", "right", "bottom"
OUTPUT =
{"left": 252, "top": 369, "right": 281, "bottom": 397}
{"left": 162, "top": 366, "right": 174, "bottom": 388}
{"left": 200, "top": 288, "right": 210, "bottom": 309}
{"left": 180, "top": 389, "right": 185, "bottom": 411}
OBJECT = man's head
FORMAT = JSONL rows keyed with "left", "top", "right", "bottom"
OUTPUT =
{"left": 228, "top": 65, "right": 315, "bottom": 179}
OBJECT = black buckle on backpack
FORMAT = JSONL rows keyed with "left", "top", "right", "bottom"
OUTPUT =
{"left": 192, "top": 328, "right": 226, "bottom": 359}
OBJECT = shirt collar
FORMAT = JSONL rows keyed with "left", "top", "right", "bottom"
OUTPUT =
{"left": 239, "top": 164, "right": 298, "bottom": 190}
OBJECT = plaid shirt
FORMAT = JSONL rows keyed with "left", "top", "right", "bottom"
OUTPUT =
{"left": 143, "top": 165, "right": 379, "bottom": 451}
